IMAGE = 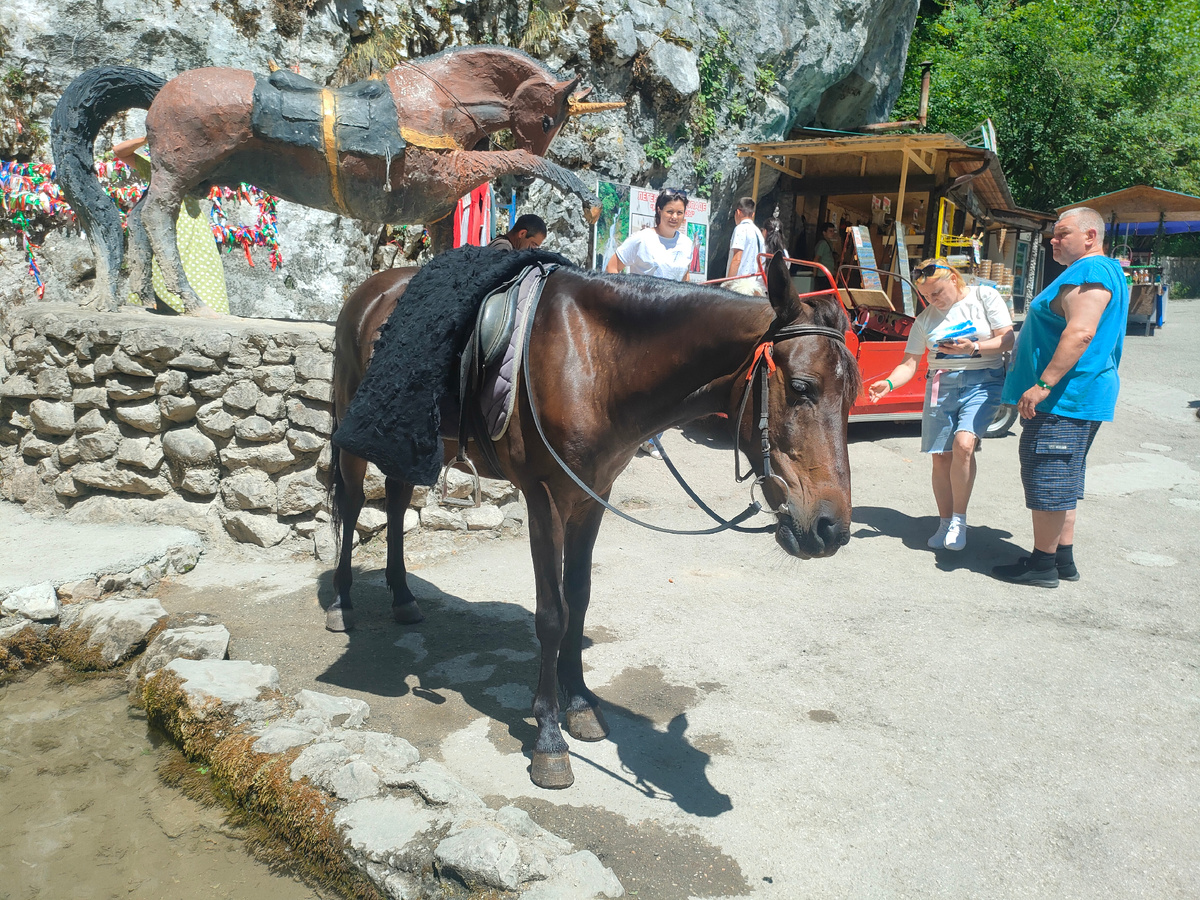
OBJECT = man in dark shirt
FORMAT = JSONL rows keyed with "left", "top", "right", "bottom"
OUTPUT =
{"left": 488, "top": 214, "right": 547, "bottom": 251}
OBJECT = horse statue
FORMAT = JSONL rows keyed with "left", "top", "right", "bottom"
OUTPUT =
{"left": 327, "top": 251, "right": 859, "bottom": 789}
{"left": 50, "top": 47, "right": 619, "bottom": 312}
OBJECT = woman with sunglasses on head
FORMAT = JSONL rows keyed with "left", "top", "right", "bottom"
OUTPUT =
{"left": 606, "top": 188, "right": 694, "bottom": 458}
{"left": 867, "top": 259, "right": 1015, "bottom": 550}
{"left": 606, "top": 188, "right": 694, "bottom": 282}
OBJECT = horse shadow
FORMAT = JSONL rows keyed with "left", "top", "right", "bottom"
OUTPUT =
{"left": 315, "top": 568, "right": 731, "bottom": 817}
{"left": 851, "top": 505, "right": 1028, "bottom": 575}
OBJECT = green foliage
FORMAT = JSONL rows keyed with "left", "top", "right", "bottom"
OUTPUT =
{"left": 754, "top": 64, "right": 777, "bottom": 96}
{"left": 894, "top": 0, "right": 1200, "bottom": 210}
{"left": 644, "top": 135, "right": 674, "bottom": 168}
{"left": 691, "top": 28, "right": 743, "bottom": 145}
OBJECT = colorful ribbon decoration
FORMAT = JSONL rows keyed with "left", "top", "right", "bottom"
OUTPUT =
{"left": 1, "top": 157, "right": 284, "bottom": 296}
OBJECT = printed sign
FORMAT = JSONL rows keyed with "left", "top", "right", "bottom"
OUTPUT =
{"left": 848, "top": 225, "right": 883, "bottom": 290}
{"left": 893, "top": 223, "right": 912, "bottom": 313}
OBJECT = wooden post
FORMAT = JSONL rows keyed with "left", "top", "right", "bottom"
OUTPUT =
{"left": 752, "top": 157, "right": 762, "bottom": 206}
{"left": 896, "top": 150, "right": 910, "bottom": 231}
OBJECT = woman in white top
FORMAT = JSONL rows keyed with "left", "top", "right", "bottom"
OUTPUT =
{"left": 868, "top": 259, "right": 1015, "bottom": 550}
{"left": 606, "top": 188, "right": 693, "bottom": 281}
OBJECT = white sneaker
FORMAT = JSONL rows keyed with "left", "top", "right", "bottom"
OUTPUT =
{"left": 944, "top": 518, "right": 967, "bottom": 551}
{"left": 928, "top": 519, "right": 950, "bottom": 549}
{"left": 640, "top": 440, "right": 662, "bottom": 460}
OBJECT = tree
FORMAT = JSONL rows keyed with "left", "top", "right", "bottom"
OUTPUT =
{"left": 893, "top": 0, "right": 1200, "bottom": 211}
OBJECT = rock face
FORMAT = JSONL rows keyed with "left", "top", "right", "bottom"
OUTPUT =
{"left": 1, "top": 0, "right": 917, "bottom": 313}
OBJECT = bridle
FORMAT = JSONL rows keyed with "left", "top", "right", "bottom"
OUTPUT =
{"left": 520, "top": 270, "right": 848, "bottom": 536}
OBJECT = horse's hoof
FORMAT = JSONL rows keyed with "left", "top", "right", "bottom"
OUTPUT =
{"left": 326, "top": 606, "right": 353, "bottom": 632}
{"left": 530, "top": 752, "right": 574, "bottom": 789}
{"left": 565, "top": 706, "right": 609, "bottom": 742}
{"left": 393, "top": 600, "right": 425, "bottom": 625}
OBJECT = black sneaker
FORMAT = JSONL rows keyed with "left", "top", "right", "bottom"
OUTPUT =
{"left": 1017, "top": 556, "right": 1079, "bottom": 582}
{"left": 992, "top": 558, "right": 1059, "bottom": 587}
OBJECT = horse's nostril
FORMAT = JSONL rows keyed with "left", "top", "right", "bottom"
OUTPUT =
{"left": 816, "top": 515, "right": 841, "bottom": 547}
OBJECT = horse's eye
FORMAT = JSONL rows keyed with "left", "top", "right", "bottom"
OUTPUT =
{"left": 542, "top": 115, "right": 553, "bottom": 133}
{"left": 789, "top": 378, "right": 815, "bottom": 400}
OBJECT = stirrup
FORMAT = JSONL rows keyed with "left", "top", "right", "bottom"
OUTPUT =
{"left": 437, "top": 456, "right": 482, "bottom": 508}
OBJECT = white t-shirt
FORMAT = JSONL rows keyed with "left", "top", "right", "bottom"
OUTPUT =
{"left": 614, "top": 228, "right": 694, "bottom": 281}
{"left": 729, "top": 219, "right": 765, "bottom": 280}
{"left": 904, "top": 285, "right": 1013, "bottom": 370}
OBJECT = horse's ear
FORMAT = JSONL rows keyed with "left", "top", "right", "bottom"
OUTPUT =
{"left": 555, "top": 76, "right": 581, "bottom": 101}
{"left": 766, "top": 251, "right": 801, "bottom": 322}
{"left": 572, "top": 86, "right": 593, "bottom": 101}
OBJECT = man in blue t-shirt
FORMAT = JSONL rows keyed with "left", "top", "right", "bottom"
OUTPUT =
{"left": 993, "top": 207, "right": 1129, "bottom": 587}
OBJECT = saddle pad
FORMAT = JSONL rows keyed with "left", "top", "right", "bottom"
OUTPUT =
{"left": 480, "top": 265, "right": 548, "bottom": 440}
{"left": 249, "top": 73, "right": 405, "bottom": 160}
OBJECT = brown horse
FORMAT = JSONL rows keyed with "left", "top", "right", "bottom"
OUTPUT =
{"left": 329, "top": 252, "right": 860, "bottom": 789}
{"left": 50, "top": 47, "right": 616, "bottom": 311}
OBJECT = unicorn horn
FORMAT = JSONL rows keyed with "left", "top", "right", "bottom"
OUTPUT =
{"left": 567, "top": 99, "right": 626, "bottom": 117}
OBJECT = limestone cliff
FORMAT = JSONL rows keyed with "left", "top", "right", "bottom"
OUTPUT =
{"left": 0, "top": 0, "right": 917, "bottom": 318}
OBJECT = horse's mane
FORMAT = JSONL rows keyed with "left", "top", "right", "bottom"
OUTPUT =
{"left": 572, "top": 270, "right": 862, "bottom": 408}
{"left": 411, "top": 45, "right": 557, "bottom": 77}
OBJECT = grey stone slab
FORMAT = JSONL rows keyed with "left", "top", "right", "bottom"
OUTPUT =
{"left": 76, "top": 597, "right": 168, "bottom": 665}
{"left": 334, "top": 796, "right": 440, "bottom": 866}
{"left": 165, "top": 658, "right": 280, "bottom": 707}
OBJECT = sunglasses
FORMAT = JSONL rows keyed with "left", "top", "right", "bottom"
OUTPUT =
{"left": 913, "top": 263, "right": 952, "bottom": 280}
{"left": 659, "top": 188, "right": 689, "bottom": 205}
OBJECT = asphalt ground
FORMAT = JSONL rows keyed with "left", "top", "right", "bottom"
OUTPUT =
{"left": 138, "top": 298, "right": 1199, "bottom": 898}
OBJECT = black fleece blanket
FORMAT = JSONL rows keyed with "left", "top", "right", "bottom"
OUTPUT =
{"left": 332, "top": 246, "right": 572, "bottom": 485}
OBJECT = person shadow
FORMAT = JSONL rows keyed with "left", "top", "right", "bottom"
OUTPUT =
{"left": 852, "top": 505, "right": 1028, "bottom": 575}
{"left": 315, "top": 567, "right": 731, "bottom": 817}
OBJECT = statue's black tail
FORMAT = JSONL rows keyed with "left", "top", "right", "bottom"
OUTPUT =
{"left": 50, "top": 66, "right": 167, "bottom": 306}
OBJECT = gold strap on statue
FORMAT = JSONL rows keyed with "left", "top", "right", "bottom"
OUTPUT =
{"left": 399, "top": 126, "right": 462, "bottom": 151}
{"left": 321, "top": 89, "right": 351, "bottom": 216}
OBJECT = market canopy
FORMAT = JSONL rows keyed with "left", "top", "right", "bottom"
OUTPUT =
{"left": 1058, "top": 185, "right": 1200, "bottom": 235}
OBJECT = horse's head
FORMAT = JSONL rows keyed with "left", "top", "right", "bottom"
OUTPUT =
{"left": 510, "top": 77, "right": 624, "bottom": 156}
{"left": 741, "top": 253, "right": 858, "bottom": 559}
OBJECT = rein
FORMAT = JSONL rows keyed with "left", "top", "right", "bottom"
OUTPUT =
{"left": 521, "top": 273, "right": 847, "bottom": 536}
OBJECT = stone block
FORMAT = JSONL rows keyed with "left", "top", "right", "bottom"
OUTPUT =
{"left": 55, "top": 436, "right": 81, "bottom": 467}
{"left": 255, "top": 393, "right": 286, "bottom": 420}
{"left": 221, "top": 510, "right": 291, "bottom": 547}
{"left": 363, "top": 464, "right": 386, "bottom": 501}
{"left": 195, "top": 401, "right": 237, "bottom": 439}
{"left": 224, "top": 379, "right": 261, "bottom": 411}
{"left": 135, "top": 621, "right": 231, "bottom": 679}
{"left": 463, "top": 504, "right": 504, "bottom": 531}
{"left": 155, "top": 370, "right": 189, "bottom": 396}
{"left": 57, "top": 579, "right": 101, "bottom": 603}
{"left": 262, "top": 346, "right": 293, "bottom": 364}
{"left": 164, "top": 658, "right": 281, "bottom": 708}
{"left": 290, "top": 379, "right": 332, "bottom": 402}
{"left": 435, "top": 825, "right": 524, "bottom": 891}
{"left": 227, "top": 336, "right": 263, "bottom": 368}
{"left": 286, "top": 428, "right": 325, "bottom": 454}
{"left": 277, "top": 471, "right": 325, "bottom": 516}
{"left": 71, "top": 462, "right": 171, "bottom": 496}
{"left": 179, "top": 468, "right": 220, "bottom": 495}
{"left": 421, "top": 506, "right": 467, "bottom": 531}
{"left": 235, "top": 415, "right": 287, "bottom": 443}
{"left": 75, "top": 408, "right": 107, "bottom": 434}
{"left": 77, "top": 423, "right": 121, "bottom": 461}
{"left": 403, "top": 508, "right": 419, "bottom": 533}
{"left": 73, "top": 386, "right": 109, "bottom": 409}
{"left": 0, "top": 375, "right": 38, "bottom": 398}
{"left": 121, "top": 326, "right": 184, "bottom": 363}
{"left": 111, "top": 349, "right": 154, "bottom": 377}
{"left": 333, "top": 796, "right": 437, "bottom": 866}
{"left": 167, "top": 352, "right": 220, "bottom": 373}
{"left": 481, "top": 478, "right": 518, "bottom": 504}
{"left": 160, "top": 394, "right": 199, "bottom": 423}
{"left": 30, "top": 400, "right": 75, "bottom": 436}
{"left": 222, "top": 470, "right": 277, "bottom": 511}
{"left": 519, "top": 851, "right": 624, "bottom": 900}
{"left": 355, "top": 507, "right": 388, "bottom": 536}
{"left": 116, "top": 436, "right": 164, "bottom": 471}
{"left": 162, "top": 427, "right": 218, "bottom": 467}
{"left": 19, "top": 433, "right": 55, "bottom": 459}
{"left": 76, "top": 597, "right": 169, "bottom": 666}
{"left": 294, "top": 351, "right": 333, "bottom": 381}
{"left": 2, "top": 582, "right": 61, "bottom": 621}
{"left": 190, "top": 332, "right": 232, "bottom": 360}
{"left": 114, "top": 400, "right": 162, "bottom": 433}
{"left": 192, "top": 374, "right": 233, "bottom": 400}
{"left": 286, "top": 398, "right": 333, "bottom": 435}
{"left": 68, "top": 363, "right": 95, "bottom": 385}
{"left": 252, "top": 365, "right": 295, "bottom": 393}
{"left": 220, "top": 441, "right": 296, "bottom": 474}
{"left": 647, "top": 40, "right": 701, "bottom": 97}
{"left": 105, "top": 375, "right": 156, "bottom": 402}
{"left": 36, "top": 368, "right": 72, "bottom": 400}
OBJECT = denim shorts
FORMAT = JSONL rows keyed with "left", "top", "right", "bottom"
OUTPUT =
{"left": 921, "top": 367, "right": 1005, "bottom": 453}
{"left": 1018, "top": 413, "right": 1102, "bottom": 511}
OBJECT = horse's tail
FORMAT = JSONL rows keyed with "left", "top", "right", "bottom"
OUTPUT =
{"left": 50, "top": 66, "right": 167, "bottom": 306}
{"left": 327, "top": 429, "right": 344, "bottom": 550}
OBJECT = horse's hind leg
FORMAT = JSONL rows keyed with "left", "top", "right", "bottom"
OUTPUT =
{"left": 140, "top": 170, "right": 206, "bottom": 313}
{"left": 559, "top": 496, "right": 609, "bottom": 742}
{"left": 125, "top": 196, "right": 155, "bottom": 310}
{"left": 328, "top": 450, "right": 367, "bottom": 632}
{"left": 384, "top": 477, "right": 424, "bottom": 624}
{"left": 526, "top": 481, "right": 574, "bottom": 789}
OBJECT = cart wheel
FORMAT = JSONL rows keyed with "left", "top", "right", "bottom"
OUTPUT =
{"left": 984, "top": 404, "right": 1018, "bottom": 438}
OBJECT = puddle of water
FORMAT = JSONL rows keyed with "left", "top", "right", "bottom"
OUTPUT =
{"left": 0, "top": 666, "right": 321, "bottom": 900}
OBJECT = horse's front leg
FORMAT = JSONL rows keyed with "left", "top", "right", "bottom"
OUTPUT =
{"left": 384, "top": 477, "right": 424, "bottom": 624}
{"left": 327, "top": 449, "right": 367, "bottom": 632}
{"left": 560, "top": 496, "right": 610, "bottom": 742}
{"left": 526, "top": 480, "right": 574, "bottom": 789}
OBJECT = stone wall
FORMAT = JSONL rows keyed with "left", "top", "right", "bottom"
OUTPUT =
{"left": 0, "top": 305, "right": 522, "bottom": 556}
